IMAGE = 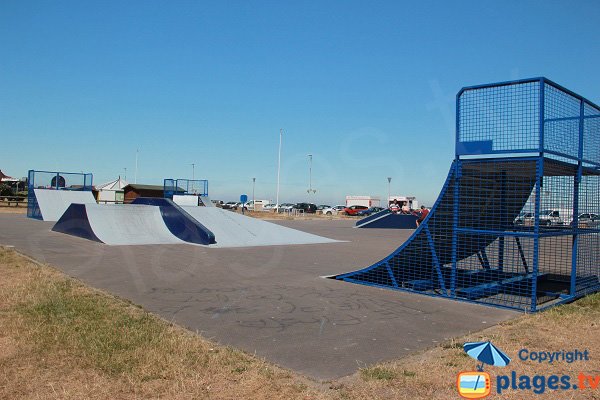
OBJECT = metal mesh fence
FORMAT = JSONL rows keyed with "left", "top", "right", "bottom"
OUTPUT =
{"left": 27, "top": 170, "right": 93, "bottom": 219}
{"left": 163, "top": 178, "right": 208, "bottom": 199}
{"left": 458, "top": 81, "right": 540, "bottom": 153}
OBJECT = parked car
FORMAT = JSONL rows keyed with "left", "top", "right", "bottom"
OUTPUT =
{"left": 293, "top": 203, "right": 317, "bottom": 213}
{"left": 357, "top": 206, "right": 385, "bottom": 216}
{"left": 344, "top": 205, "right": 369, "bottom": 216}
{"left": 571, "top": 213, "right": 600, "bottom": 227}
{"left": 321, "top": 205, "right": 346, "bottom": 215}
{"left": 513, "top": 211, "right": 532, "bottom": 225}
{"left": 222, "top": 201, "right": 238, "bottom": 210}
{"left": 278, "top": 203, "right": 295, "bottom": 212}
{"left": 263, "top": 203, "right": 278, "bottom": 211}
{"left": 317, "top": 205, "right": 331, "bottom": 211}
{"left": 521, "top": 209, "right": 564, "bottom": 226}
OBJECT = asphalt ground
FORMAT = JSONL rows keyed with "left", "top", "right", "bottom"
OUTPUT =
{"left": 0, "top": 214, "right": 517, "bottom": 380}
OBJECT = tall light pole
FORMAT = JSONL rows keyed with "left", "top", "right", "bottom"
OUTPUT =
{"left": 191, "top": 163, "right": 195, "bottom": 180}
{"left": 387, "top": 177, "right": 392, "bottom": 206}
{"left": 124, "top": 167, "right": 127, "bottom": 181}
{"left": 252, "top": 177, "right": 256, "bottom": 204}
{"left": 307, "top": 154, "right": 316, "bottom": 195}
{"left": 134, "top": 149, "right": 139, "bottom": 184}
{"left": 276, "top": 128, "right": 283, "bottom": 208}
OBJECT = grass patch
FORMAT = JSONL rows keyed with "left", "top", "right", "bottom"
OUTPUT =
{"left": 360, "top": 366, "right": 397, "bottom": 381}
{"left": 17, "top": 279, "right": 174, "bottom": 376}
{"left": 0, "top": 247, "right": 320, "bottom": 400}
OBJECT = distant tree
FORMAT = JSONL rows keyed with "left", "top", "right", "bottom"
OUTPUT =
{"left": 0, "top": 184, "right": 12, "bottom": 197}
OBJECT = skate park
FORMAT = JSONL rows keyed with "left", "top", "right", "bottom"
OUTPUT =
{"left": 1, "top": 77, "right": 599, "bottom": 380}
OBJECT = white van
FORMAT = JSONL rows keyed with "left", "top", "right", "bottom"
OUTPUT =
{"left": 525, "top": 209, "right": 568, "bottom": 226}
{"left": 244, "top": 200, "right": 270, "bottom": 211}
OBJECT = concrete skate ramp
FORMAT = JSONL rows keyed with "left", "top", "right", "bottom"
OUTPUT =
{"left": 131, "top": 198, "right": 215, "bottom": 245}
{"left": 198, "top": 195, "right": 215, "bottom": 207}
{"left": 182, "top": 206, "right": 340, "bottom": 248}
{"left": 53, "top": 203, "right": 186, "bottom": 245}
{"left": 33, "top": 189, "right": 96, "bottom": 221}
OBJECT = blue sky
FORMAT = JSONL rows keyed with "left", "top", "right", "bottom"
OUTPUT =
{"left": 1, "top": 1, "right": 599, "bottom": 205}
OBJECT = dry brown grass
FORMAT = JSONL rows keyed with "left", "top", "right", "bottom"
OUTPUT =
{"left": 0, "top": 247, "right": 325, "bottom": 400}
{"left": 1, "top": 246, "right": 599, "bottom": 399}
{"left": 237, "top": 210, "right": 356, "bottom": 221}
{"left": 0, "top": 205, "right": 27, "bottom": 214}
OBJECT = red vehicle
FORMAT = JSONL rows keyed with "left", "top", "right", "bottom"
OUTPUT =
{"left": 344, "top": 205, "right": 369, "bottom": 216}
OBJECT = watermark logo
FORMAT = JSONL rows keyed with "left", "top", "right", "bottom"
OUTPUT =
{"left": 456, "top": 343, "right": 597, "bottom": 396}
{"left": 457, "top": 341, "right": 511, "bottom": 399}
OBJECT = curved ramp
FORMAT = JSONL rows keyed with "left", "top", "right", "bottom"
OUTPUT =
{"left": 336, "top": 159, "right": 537, "bottom": 305}
{"left": 32, "top": 189, "right": 96, "bottom": 221}
{"left": 53, "top": 204, "right": 186, "bottom": 245}
{"left": 181, "top": 206, "right": 340, "bottom": 248}
{"left": 131, "top": 198, "right": 215, "bottom": 245}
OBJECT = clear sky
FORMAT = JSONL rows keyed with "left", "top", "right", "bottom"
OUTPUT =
{"left": 1, "top": 1, "right": 599, "bottom": 205}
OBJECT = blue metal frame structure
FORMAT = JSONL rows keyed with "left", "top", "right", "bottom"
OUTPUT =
{"left": 27, "top": 170, "right": 93, "bottom": 220}
{"left": 163, "top": 178, "right": 208, "bottom": 199}
{"left": 336, "top": 78, "right": 600, "bottom": 312}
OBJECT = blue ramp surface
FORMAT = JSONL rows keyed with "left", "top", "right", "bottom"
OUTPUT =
{"left": 131, "top": 198, "right": 216, "bottom": 245}
{"left": 337, "top": 159, "right": 539, "bottom": 310}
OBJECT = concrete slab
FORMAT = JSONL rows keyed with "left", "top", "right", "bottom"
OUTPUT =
{"left": 0, "top": 214, "right": 518, "bottom": 380}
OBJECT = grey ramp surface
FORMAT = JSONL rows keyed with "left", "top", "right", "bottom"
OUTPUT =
{"left": 199, "top": 195, "right": 215, "bottom": 207}
{"left": 85, "top": 204, "right": 185, "bottom": 245}
{"left": 34, "top": 189, "right": 96, "bottom": 221}
{"left": 182, "top": 206, "right": 339, "bottom": 247}
{"left": 0, "top": 215, "right": 517, "bottom": 379}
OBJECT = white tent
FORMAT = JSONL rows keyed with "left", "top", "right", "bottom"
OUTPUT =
{"left": 96, "top": 176, "right": 129, "bottom": 203}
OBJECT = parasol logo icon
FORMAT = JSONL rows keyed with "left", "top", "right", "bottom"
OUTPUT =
{"left": 457, "top": 371, "right": 491, "bottom": 398}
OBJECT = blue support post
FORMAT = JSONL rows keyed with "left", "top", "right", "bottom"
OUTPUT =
{"left": 515, "top": 237, "right": 530, "bottom": 274}
{"left": 570, "top": 99, "right": 584, "bottom": 296}
{"left": 424, "top": 225, "right": 447, "bottom": 295}
{"left": 497, "top": 171, "right": 507, "bottom": 271}
{"left": 477, "top": 249, "right": 491, "bottom": 270}
{"left": 530, "top": 79, "right": 545, "bottom": 313}
{"left": 451, "top": 163, "right": 461, "bottom": 297}
{"left": 385, "top": 263, "right": 399, "bottom": 288}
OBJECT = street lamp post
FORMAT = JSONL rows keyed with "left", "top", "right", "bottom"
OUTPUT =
{"left": 276, "top": 129, "right": 282, "bottom": 210}
{"left": 191, "top": 163, "right": 195, "bottom": 180}
{"left": 387, "top": 177, "right": 392, "bottom": 206}
{"left": 307, "top": 154, "right": 316, "bottom": 195}
{"left": 134, "top": 148, "right": 139, "bottom": 184}
{"left": 124, "top": 168, "right": 127, "bottom": 181}
{"left": 252, "top": 177, "right": 256, "bottom": 205}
